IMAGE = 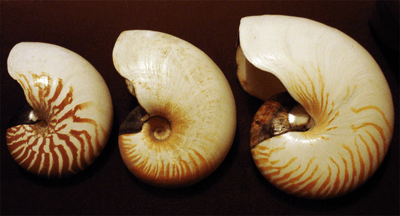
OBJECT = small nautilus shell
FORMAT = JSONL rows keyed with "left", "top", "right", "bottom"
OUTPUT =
{"left": 237, "top": 15, "right": 394, "bottom": 199}
{"left": 6, "top": 42, "right": 113, "bottom": 178}
{"left": 113, "top": 30, "right": 236, "bottom": 188}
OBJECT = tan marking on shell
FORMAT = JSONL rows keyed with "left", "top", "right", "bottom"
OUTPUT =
{"left": 240, "top": 15, "right": 394, "bottom": 199}
{"left": 251, "top": 74, "right": 392, "bottom": 198}
{"left": 113, "top": 30, "right": 236, "bottom": 188}
{"left": 118, "top": 100, "right": 215, "bottom": 187}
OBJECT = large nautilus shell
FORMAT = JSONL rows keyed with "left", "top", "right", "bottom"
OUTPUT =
{"left": 237, "top": 15, "right": 394, "bottom": 199}
{"left": 6, "top": 42, "right": 113, "bottom": 178}
{"left": 113, "top": 30, "right": 236, "bottom": 187}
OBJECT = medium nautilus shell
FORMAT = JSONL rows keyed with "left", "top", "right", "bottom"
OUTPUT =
{"left": 6, "top": 42, "right": 113, "bottom": 178}
{"left": 113, "top": 30, "right": 237, "bottom": 188}
{"left": 237, "top": 15, "right": 394, "bottom": 199}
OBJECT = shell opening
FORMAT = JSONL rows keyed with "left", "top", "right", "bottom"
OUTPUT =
{"left": 236, "top": 45, "right": 287, "bottom": 101}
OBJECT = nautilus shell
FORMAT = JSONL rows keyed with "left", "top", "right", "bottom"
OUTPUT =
{"left": 237, "top": 15, "right": 394, "bottom": 199}
{"left": 113, "top": 30, "right": 236, "bottom": 188}
{"left": 6, "top": 42, "right": 113, "bottom": 178}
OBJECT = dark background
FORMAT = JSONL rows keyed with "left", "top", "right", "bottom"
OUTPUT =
{"left": 1, "top": 1, "right": 399, "bottom": 215}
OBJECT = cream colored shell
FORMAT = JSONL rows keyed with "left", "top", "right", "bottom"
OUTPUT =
{"left": 238, "top": 15, "right": 394, "bottom": 199}
{"left": 6, "top": 42, "right": 113, "bottom": 178}
{"left": 113, "top": 30, "right": 236, "bottom": 187}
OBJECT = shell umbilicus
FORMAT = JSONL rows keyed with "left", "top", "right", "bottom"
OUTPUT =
{"left": 113, "top": 30, "right": 236, "bottom": 188}
{"left": 237, "top": 15, "right": 394, "bottom": 199}
{"left": 6, "top": 42, "right": 113, "bottom": 178}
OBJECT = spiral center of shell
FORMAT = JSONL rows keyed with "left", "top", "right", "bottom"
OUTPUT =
{"left": 35, "top": 120, "right": 50, "bottom": 135}
{"left": 149, "top": 116, "right": 171, "bottom": 141}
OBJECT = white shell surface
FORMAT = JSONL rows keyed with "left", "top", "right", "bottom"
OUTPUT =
{"left": 239, "top": 15, "right": 394, "bottom": 198}
{"left": 113, "top": 30, "right": 237, "bottom": 187}
{"left": 236, "top": 46, "right": 286, "bottom": 101}
{"left": 6, "top": 42, "right": 113, "bottom": 178}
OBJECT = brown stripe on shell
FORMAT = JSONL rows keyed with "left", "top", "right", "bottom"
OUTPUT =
{"left": 249, "top": 63, "right": 392, "bottom": 198}
{"left": 6, "top": 72, "right": 105, "bottom": 178}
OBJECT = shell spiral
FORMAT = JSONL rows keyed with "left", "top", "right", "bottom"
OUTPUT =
{"left": 238, "top": 15, "right": 394, "bottom": 199}
{"left": 6, "top": 42, "right": 113, "bottom": 178}
{"left": 113, "top": 30, "right": 236, "bottom": 188}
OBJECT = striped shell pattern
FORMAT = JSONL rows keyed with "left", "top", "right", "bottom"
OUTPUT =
{"left": 238, "top": 15, "right": 394, "bottom": 199}
{"left": 6, "top": 42, "right": 113, "bottom": 178}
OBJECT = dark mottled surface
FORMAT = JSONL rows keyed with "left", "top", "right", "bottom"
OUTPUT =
{"left": 119, "top": 105, "right": 148, "bottom": 135}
